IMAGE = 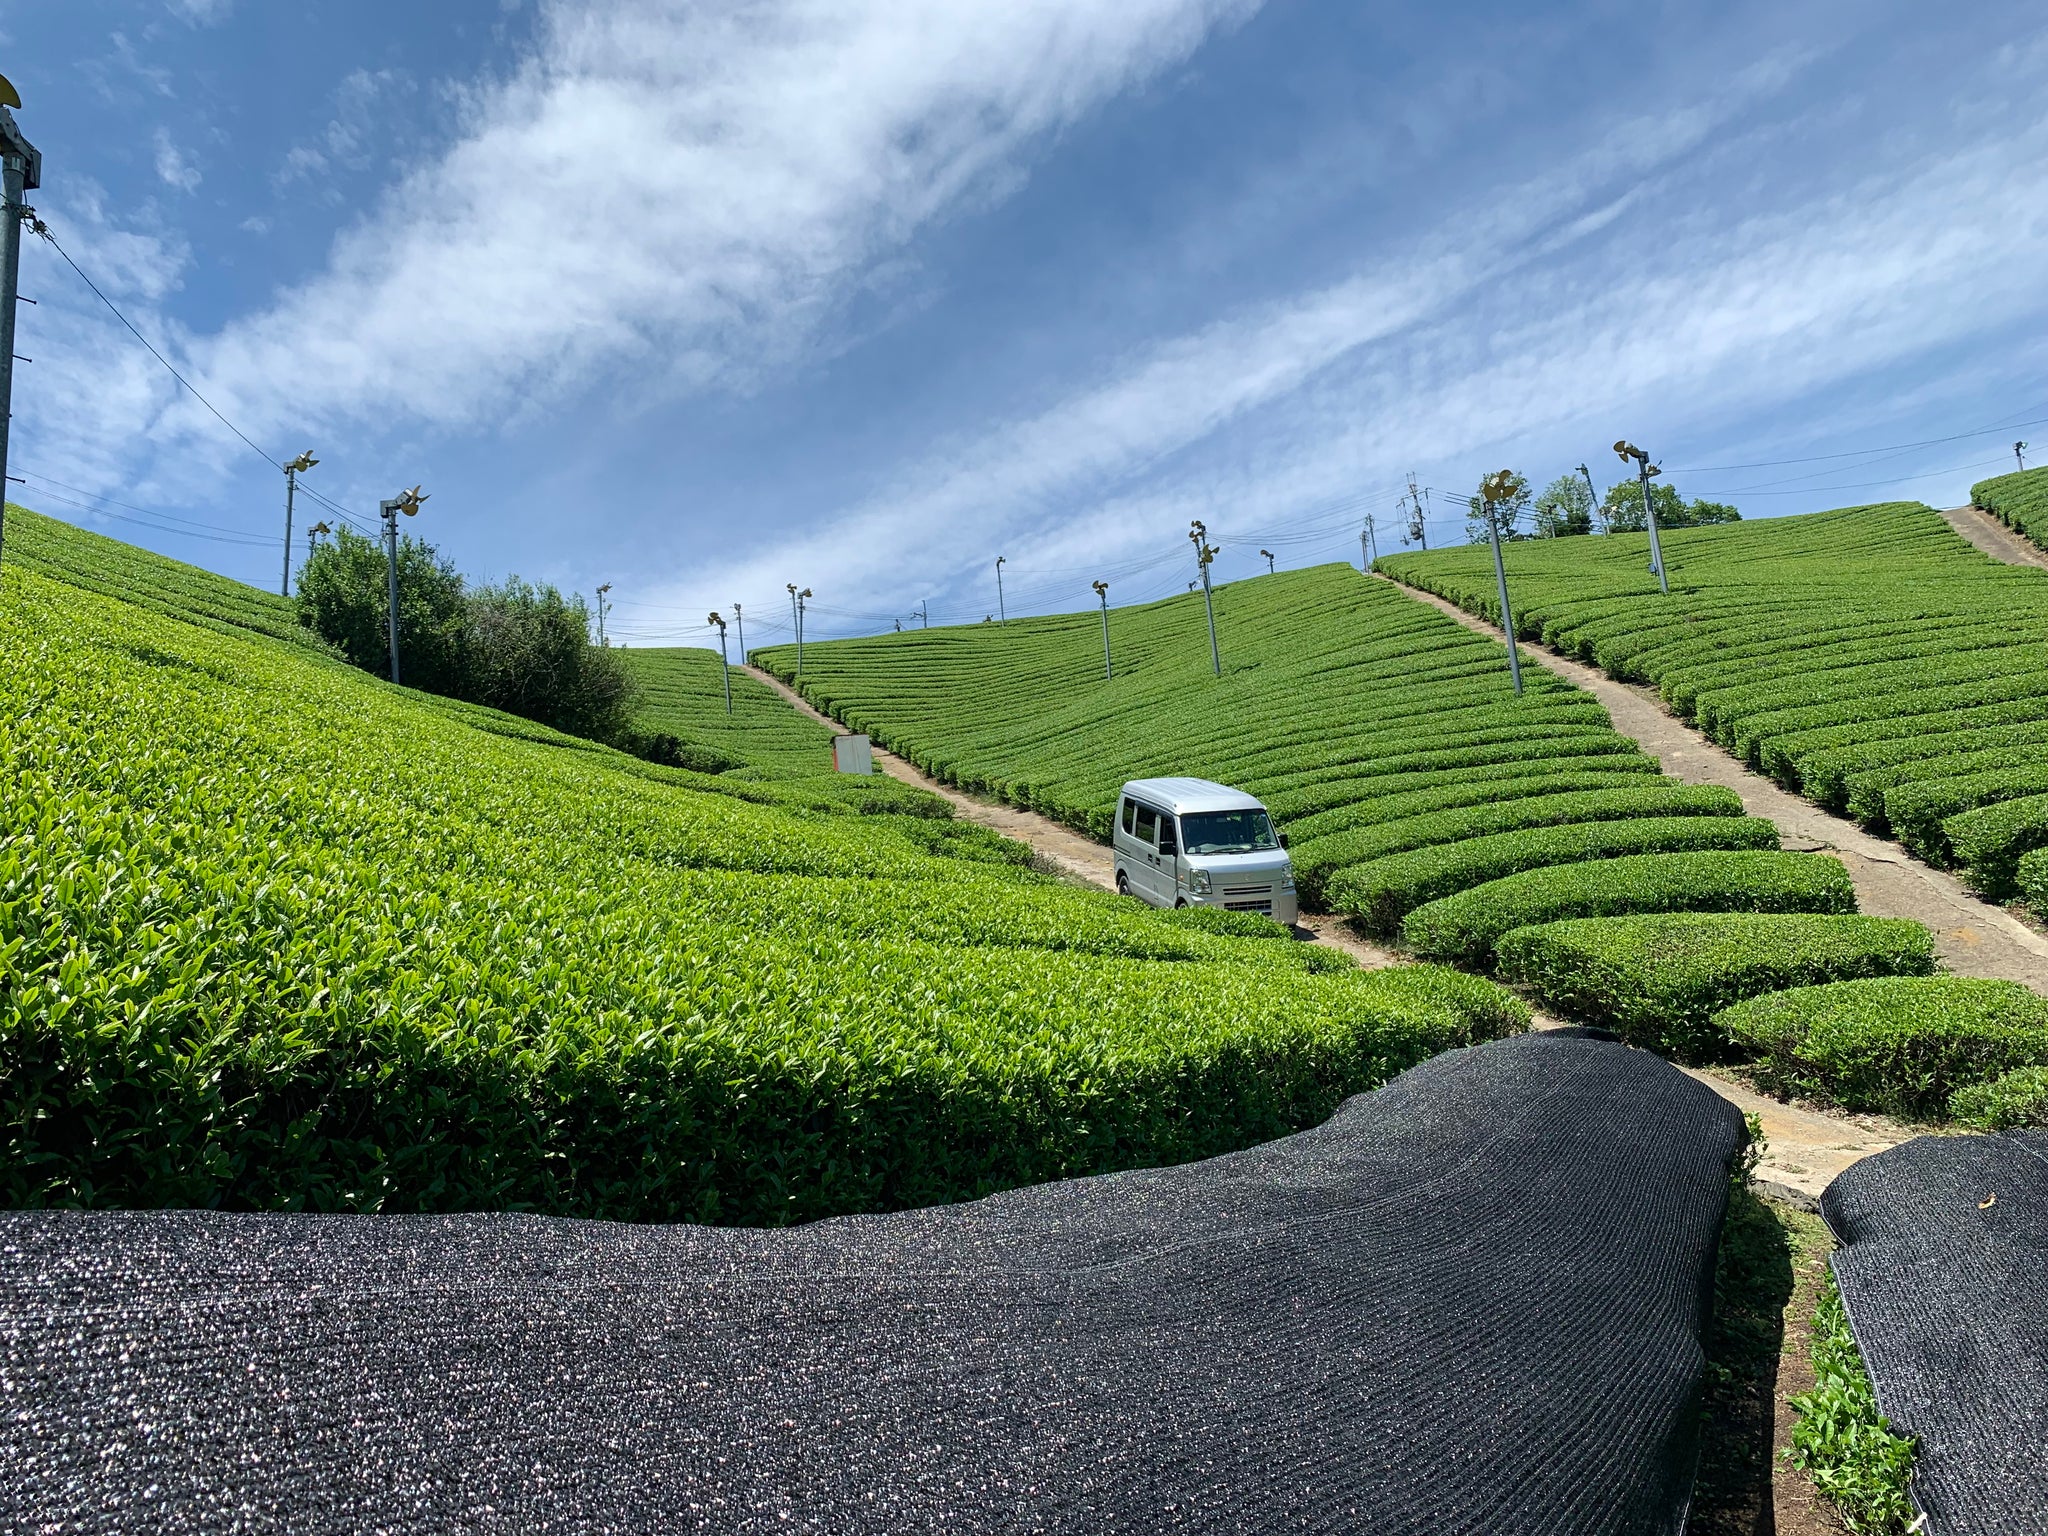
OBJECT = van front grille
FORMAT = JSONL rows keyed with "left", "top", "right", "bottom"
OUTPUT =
{"left": 1224, "top": 899, "right": 1274, "bottom": 915}
{"left": 1222, "top": 885, "right": 1271, "bottom": 898}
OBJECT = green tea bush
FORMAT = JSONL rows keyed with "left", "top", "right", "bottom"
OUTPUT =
{"left": 2020, "top": 846, "right": 2048, "bottom": 914}
{"left": 1717, "top": 977, "right": 2048, "bottom": 1117}
{"left": 618, "top": 645, "right": 846, "bottom": 781}
{"left": 1972, "top": 465, "right": 2048, "bottom": 549}
{"left": 1328, "top": 816, "right": 1780, "bottom": 936}
{"left": 1943, "top": 791, "right": 2048, "bottom": 899}
{"left": 1494, "top": 913, "right": 1937, "bottom": 1058}
{"left": 1401, "top": 851, "right": 1856, "bottom": 970}
{"left": 1290, "top": 783, "right": 1744, "bottom": 905}
{"left": 1382, "top": 501, "right": 2048, "bottom": 861}
{"left": 1788, "top": 1275, "right": 1919, "bottom": 1535}
{"left": 1949, "top": 1064, "right": 2048, "bottom": 1130}
{"left": 1, "top": 559, "right": 1530, "bottom": 1224}
{"left": 1881, "top": 766, "right": 2048, "bottom": 864}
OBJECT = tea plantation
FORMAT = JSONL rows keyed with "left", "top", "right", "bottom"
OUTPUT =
{"left": 1382, "top": 502, "right": 2048, "bottom": 913}
{"left": 617, "top": 644, "right": 844, "bottom": 780}
{"left": 1973, "top": 464, "right": 2048, "bottom": 550}
{"left": 0, "top": 519, "right": 1531, "bottom": 1223}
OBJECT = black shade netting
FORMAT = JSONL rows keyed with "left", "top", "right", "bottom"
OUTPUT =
{"left": 1, "top": 1031, "right": 1744, "bottom": 1535}
{"left": 1821, "top": 1130, "right": 2048, "bottom": 1536}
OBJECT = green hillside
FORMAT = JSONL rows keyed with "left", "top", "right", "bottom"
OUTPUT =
{"left": 0, "top": 528, "right": 1524, "bottom": 1224}
{"left": 1381, "top": 502, "right": 2048, "bottom": 908}
{"left": 762, "top": 566, "right": 1784, "bottom": 933}
{"left": 617, "top": 644, "right": 839, "bottom": 779}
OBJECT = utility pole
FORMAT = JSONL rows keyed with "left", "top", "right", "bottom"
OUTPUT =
{"left": 279, "top": 450, "right": 318, "bottom": 594}
{"left": 1405, "top": 472, "right": 1429, "bottom": 550}
{"left": 595, "top": 582, "right": 612, "bottom": 647}
{"left": 733, "top": 600, "right": 745, "bottom": 664}
{"left": 1189, "top": 519, "right": 1221, "bottom": 676}
{"left": 2018, "top": 441, "right": 2030, "bottom": 473}
{"left": 1260, "top": 548, "right": 1275, "bottom": 575}
{"left": 0, "top": 76, "right": 41, "bottom": 571}
{"left": 1092, "top": 579, "right": 1111, "bottom": 680}
{"left": 995, "top": 555, "right": 1006, "bottom": 624}
{"left": 1577, "top": 463, "right": 1601, "bottom": 532}
{"left": 919, "top": 600, "right": 928, "bottom": 629}
{"left": 707, "top": 612, "right": 732, "bottom": 715}
{"left": 378, "top": 485, "right": 428, "bottom": 685}
{"left": 796, "top": 587, "right": 811, "bottom": 676}
{"left": 304, "top": 519, "right": 330, "bottom": 568}
{"left": 1479, "top": 469, "right": 1524, "bottom": 695}
{"left": 1614, "top": 440, "right": 1669, "bottom": 593}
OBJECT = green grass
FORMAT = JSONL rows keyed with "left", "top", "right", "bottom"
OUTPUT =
{"left": 1, "top": 538, "right": 1531, "bottom": 1224}
{"left": 1788, "top": 1275, "right": 1919, "bottom": 1535}
{"left": 1380, "top": 502, "right": 2048, "bottom": 920}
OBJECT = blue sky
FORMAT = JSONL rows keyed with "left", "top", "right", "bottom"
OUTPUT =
{"left": 5, "top": 0, "right": 2047, "bottom": 647}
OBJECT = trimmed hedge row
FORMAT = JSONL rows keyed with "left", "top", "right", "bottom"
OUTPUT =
{"left": 1327, "top": 815, "right": 1780, "bottom": 936}
{"left": 2022, "top": 847, "right": 2048, "bottom": 913}
{"left": 1950, "top": 1065, "right": 2048, "bottom": 1130}
{"left": 1291, "top": 784, "right": 1744, "bottom": 905}
{"left": 1494, "top": 913, "right": 1937, "bottom": 1058}
{"left": 1717, "top": 977, "right": 2048, "bottom": 1118}
{"left": 1883, "top": 766, "right": 2048, "bottom": 865}
{"left": 1943, "top": 791, "right": 2048, "bottom": 900}
{"left": 1400, "top": 851, "right": 1857, "bottom": 970}
{"left": 1972, "top": 465, "right": 2048, "bottom": 550}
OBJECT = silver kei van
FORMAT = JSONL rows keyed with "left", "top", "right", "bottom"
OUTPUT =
{"left": 1112, "top": 777, "right": 1297, "bottom": 924}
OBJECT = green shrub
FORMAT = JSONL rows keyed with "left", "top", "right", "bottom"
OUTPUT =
{"left": 1156, "top": 904, "right": 1299, "bottom": 941}
{"left": 1401, "top": 851, "right": 1856, "bottom": 969}
{"left": 1787, "top": 1275, "right": 1918, "bottom": 1536}
{"left": 1328, "top": 816, "right": 1780, "bottom": 935}
{"left": 2021, "top": 846, "right": 2048, "bottom": 915}
{"left": 1972, "top": 465, "right": 2048, "bottom": 549}
{"left": 1493, "top": 913, "right": 1936, "bottom": 1058}
{"left": 1944, "top": 791, "right": 2048, "bottom": 899}
{"left": 1716, "top": 976, "right": 2048, "bottom": 1117}
{"left": 1949, "top": 1064, "right": 2048, "bottom": 1130}
{"left": 1291, "top": 784, "right": 1743, "bottom": 905}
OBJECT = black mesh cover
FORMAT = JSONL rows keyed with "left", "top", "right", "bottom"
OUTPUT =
{"left": 1822, "top": 1130, "right": 2048, "bottom": 1536}
{"left": 1, "top": 1032, "right": 1743, "bottom": 1535}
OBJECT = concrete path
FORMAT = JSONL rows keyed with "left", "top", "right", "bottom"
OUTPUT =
{"left": 1384, "top": 578, "right": 2048, "bottom": 992}
{"left": 1944, "top": 502, "right": 2048, "bottom": 571}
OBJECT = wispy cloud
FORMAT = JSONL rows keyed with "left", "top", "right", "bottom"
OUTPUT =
{"left": 152, "top": 129, "right": 202, "bottom": 192}
{"left": 167, "top": 0, "right": 234, "bottom": 24}
{"left": 629, "top": 42, "right": 2048, "bottom": 635}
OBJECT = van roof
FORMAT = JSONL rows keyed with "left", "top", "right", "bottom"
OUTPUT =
{"left": 1120, "top": 777, "right": 1268, "bottom": 815}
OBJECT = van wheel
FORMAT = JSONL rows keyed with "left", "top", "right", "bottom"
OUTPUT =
{"left": 1116, "top": 871, "right": 1130, "bottom": 896}
{"left": 1175, "top": 898, "right": 1187, "bottom": 909}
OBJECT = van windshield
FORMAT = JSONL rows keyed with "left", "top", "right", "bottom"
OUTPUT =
{"left": 1180, "top": 809, "right": 1279, "bottom": 856}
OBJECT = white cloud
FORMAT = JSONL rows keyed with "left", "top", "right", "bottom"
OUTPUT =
{"left": 646, "top": 48, "right": 2048, "bottom": 632}
{"left": 168, "top": 0, "right": 233, "bottom": 25}
{"left": 173, "top": 0, "right": 1256, "bottom": 443}
{"left": 275, "top": 69, "right": 411, "bottom": 188}
{"left": 152, "top": 129, "right": 202, "bottom": 192}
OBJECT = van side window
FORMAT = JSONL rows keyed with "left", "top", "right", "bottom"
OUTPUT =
{"left": 1121, "top": 797, "right": 1136, "bottom": 836}
{"left": 1133, "top": 804, "right": 1158, "bottom": 847}
{"left": 1157, "top": 816, "right": 1178, "bottom": 856}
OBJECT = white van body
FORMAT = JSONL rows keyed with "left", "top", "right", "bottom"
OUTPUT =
{"left": 1112, "top": 777, "right": 1297, "bottom": 925}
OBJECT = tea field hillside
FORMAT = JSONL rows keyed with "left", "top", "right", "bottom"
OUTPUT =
{"left": 1380, "top": 502, "right": 2048, "bottom": 918}
{"left": 0, "top": 518, "right": 1529, "bottom": 1225}
{"left": 1973, "top": 464, "right": 2048, "bottom": 550}
{"left": 617, "top": 644, "right": 842, "bottom": 779}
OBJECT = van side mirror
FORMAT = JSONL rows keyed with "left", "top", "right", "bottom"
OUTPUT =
{"left": 1278, "top": 831, "right": 1289, "bottom": 849}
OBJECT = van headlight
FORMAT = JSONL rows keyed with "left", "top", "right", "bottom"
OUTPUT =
{"left": 1277, "top": 868, "right": 1295, "bottom": 892}
{"left": 1191, "top": 868, "right": 1212, "bottom": 893}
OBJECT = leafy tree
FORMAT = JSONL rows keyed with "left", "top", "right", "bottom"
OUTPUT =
{"left": 1668, "top": 498, "right": 1742, "bottom": 528}
{"left": 1465, "top": 470, "right": 1532, "bottom": 544}
{"left": 1602, "top": 479, "right": 1742, "bottom": 531}
{"left": 1532, "top": 474, "right": 1595, "bottom": 537}
{"left": 466, "top": 577, "right": 636, "bottom": 740}
{"left": 296, "top": 526, "right": 470, "bottom": 694}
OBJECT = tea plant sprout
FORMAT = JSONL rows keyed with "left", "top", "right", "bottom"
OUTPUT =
{"left": 1092, "top": 579, "right": 1111, "bottom": 680}
{"left": 1613, "top": 440, "right": 1670, "bottom": 594}
{"left": 377, "top": 485, "right": 429, "bottom": 685}
{"left": 1190, "top": 519, "right": 1221, "bottom": 676}
{"left": 707, "top": 611, "right": 732, "bottom": 714}
{"left": 1478, "top": 469, "right": 1524, "bottom": 695}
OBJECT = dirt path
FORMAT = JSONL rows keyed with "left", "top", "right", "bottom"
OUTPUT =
{"left": 1385, "top": 577, "right": 2048, "bottom": 992}
{"left": 744, "top": 664, "right": 1406, "bottom": 965}
{"left": 1944, "top": 502, "right": 2048, "bottom": 571}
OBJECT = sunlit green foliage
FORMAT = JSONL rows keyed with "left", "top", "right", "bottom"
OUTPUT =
{"left": 618, "top": 645, "right": 843, "bottom": 780}
{"left": 1788, "top": 1276, "right": 1919, "bottom": 1535}
{"left": 0, "top": 550, "right": 1528, "bottom": 1224}
{"left": 1971, "top": 464, "right": 2048, "bottom": 549}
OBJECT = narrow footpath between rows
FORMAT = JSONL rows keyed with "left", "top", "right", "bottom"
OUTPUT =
{"left": 1943, "top": 501, "right": 2048, "bottom": 571}
{"left": 741, "top": 662, "right": 1889, "bottom": 1207}
{"left": 1380, "top": 576, "right": 2048, "bottom": 993}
